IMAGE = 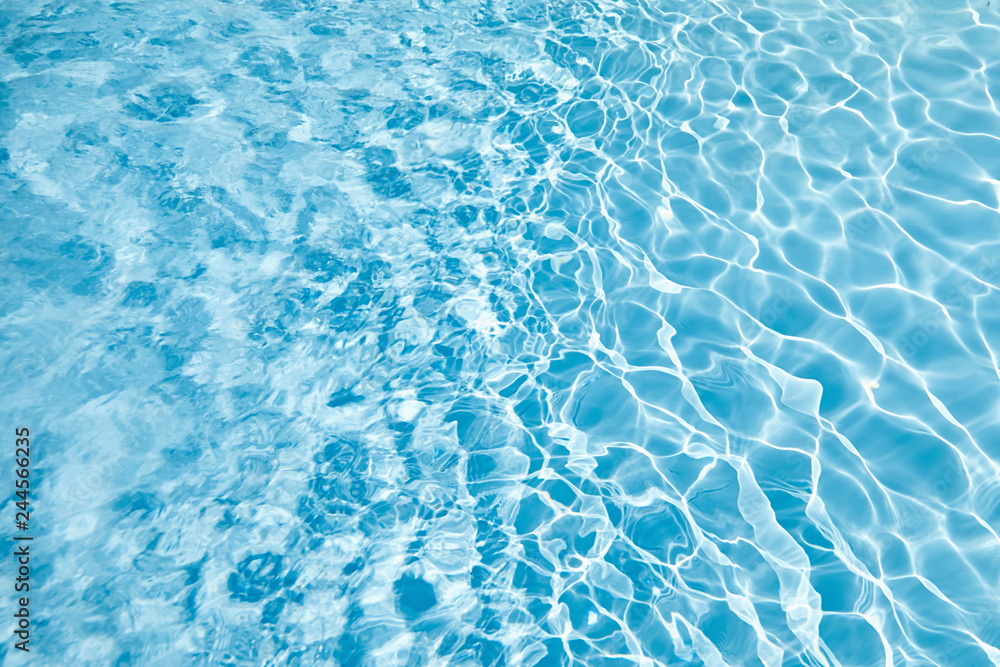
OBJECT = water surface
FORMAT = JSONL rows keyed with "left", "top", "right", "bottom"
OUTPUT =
{"left": 3, "top": 0, "right": 1000, "bottom": 665}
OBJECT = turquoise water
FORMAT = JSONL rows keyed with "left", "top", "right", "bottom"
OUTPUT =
{"left": 3, "top": 0, "right": 1000, "bottom": 664}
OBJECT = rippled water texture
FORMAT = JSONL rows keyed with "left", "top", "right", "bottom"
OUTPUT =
{"left": 4, "top": 0, "right": 1000, "bottom": 665}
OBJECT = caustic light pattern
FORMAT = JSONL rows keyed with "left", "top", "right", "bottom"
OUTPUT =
{"left": 3, "top": 0, "right": 1000, "bottom": 665}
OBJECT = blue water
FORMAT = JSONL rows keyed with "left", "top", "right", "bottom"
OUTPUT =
{"left": 3, "top": 0, "right": 1000, "bottom": 665}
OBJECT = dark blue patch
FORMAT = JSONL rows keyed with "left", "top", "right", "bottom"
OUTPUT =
{"left": 471, "top": 565, "right": 490, "bottom": 589}
{"left": 310, "top": 473, "right": 367, "bottom": 509}
{"left": 327, "top": 389, "right": 363, "bottom": 408}
{"left": 366, "top": 165, "right": 412, "bottom": 198}
{"left": 126, "top": 84, "right": 201, "bottom": 122}
{"left": 246, "top": 125, "right": 289, "bottom": 150}
{"left": 64, "top": 123, "right": 107, "bottom": 151}
{"left": 394, "top": 574, "right": 437, "bottom": 620}
{"left": 303, "top": 249, "right": 346, "bottom": 282}
{"left": 385, "top": 102, "right": 426, "bottom": 131}
{"left": 309, "top": 22, "right": 346, "bottom": 36}
{"left": 318, "top": 436, "right": 362, "bottom": 472}
{"left": 335, "top": 618, "right": 366, "bottom": 666}
{"left": 161, "top": 344, "right": 187, "bottom": 370}
{"left": 113, "top": 491, "right": 162, "bottom": 519}
{"left": 238, "top": 45, "right": 298, "bottom": 83}
{"left": 228, "top": 552, "right": 295, "bottom": 603}
{"left": 453, "top": 204, "right": 479, "bottom": 226}
{"left": 121, "top": 281, "right": 157, "bottom": 307}
{"left": 183, "top": 556, "right": 205, "bottom": 586}
{"left": 262, "top": 596, "right": 286, "bottom": 624}
{"left": 343, "top": 557, "right": 364, "bottom": 575}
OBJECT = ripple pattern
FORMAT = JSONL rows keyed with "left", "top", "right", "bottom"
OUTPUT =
{"left": 3, "top": 0, "right": 1000, "bottom": 665}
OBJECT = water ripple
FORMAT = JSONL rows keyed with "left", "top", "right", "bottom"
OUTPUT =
{"left": 3, "top": 0, "right": 1000, "bottom": 665}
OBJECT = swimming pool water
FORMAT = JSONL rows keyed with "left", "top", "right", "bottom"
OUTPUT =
{"left": 3, "top": 0, "right": 1000, "bottom": 665}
